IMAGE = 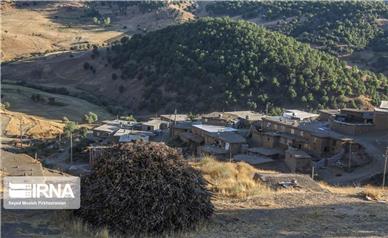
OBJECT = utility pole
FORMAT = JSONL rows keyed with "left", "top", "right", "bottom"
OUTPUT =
{"left": 19, "top": 118, "right": 23, "bottom": 148}
{"left": 383, "top": 147, "right": 388, "bottom": 190}
{"left": 70, "top": 132, "right": 73, "bottom": 164}
{"left": 174, "top": 108, "right": 177, "bottom": 126}
{"left": 348, "top": 142, "right": 352, "bottom": 170}
{"left": 89, "top": 146, "right": 93, "bottom": 166}
{"left": 228, "top": 143, "right": 232, "bottom": 162}
{"left": 311, "top": 166, "right": 315, "bottom": 180}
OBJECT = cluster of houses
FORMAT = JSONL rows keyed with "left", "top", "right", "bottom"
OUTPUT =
{"left": 91, "top": 119, "right": 167, "bottom": 143}
{"left": 91, "top": 101, "right": 388, "bottom": 174}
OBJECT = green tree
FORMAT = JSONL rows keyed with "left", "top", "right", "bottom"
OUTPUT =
{"left": 63, "top": 121, "right": 77, "bottom": 138}
{"left": 83, "top": 112, "right": 98, "bottom": 124}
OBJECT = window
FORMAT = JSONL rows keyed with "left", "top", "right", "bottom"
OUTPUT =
{"left": 291, "top": 129, "right": 295, "bottom": 134}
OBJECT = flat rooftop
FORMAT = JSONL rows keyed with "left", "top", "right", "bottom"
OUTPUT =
{"left": 234, "top": 154, "right": 274, "bottom": 165}
{"left": 286, "top": 149, "right": 312, "bottom": 159}
{"left": 93, "top": 124, "right": 119, "bottom": 133}
{"left": 283, "top": 110, "right": 319, "bottom": 121}
{"left": 298, "top": 121, "right": 356, "bottom": 140}
{"left": 248, "top": 147, "right": 283, "bottom": 156}
{"left": 193, "top": 124, "right": 237, "bottom": 133}
{"left": 102, "top": 119, "right": 137, "bottom": 126}
{"left": 160, "top": 114, "right": 192, "bottom": 122}
{"left": 201, "top": 145, "right": 228, "bottom": 155}
{"left": 113, "top": 129, "right": 154, "bottom": 137}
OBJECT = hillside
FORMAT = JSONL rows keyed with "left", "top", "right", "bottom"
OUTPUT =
{"left": 107, "top": 18, "right": 387, "bottom": 113}
{"left": 205, "top": 1, "right": 388, "bottom": 55}
{"left": 0, "top": 1, "right": 191, "bottom": 61}
{"left": 1, "top": 108, "right": 64, "bottom": 139}
{"left": 3, "top": 17, "right": 387, "bottom": 114}
{"left": 1, "top": 83, "right": 112, "bottom": 121}
{"left": 204, "top": 1, "right": 388, "bottom": 74}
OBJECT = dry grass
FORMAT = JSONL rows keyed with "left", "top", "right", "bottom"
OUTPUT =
{"left": 361, "top": 186, "right": 385, "bottom": 201}
{"left": 1, "top": 108, "right": 64, "bottom": 138}
{"left": 54, "top": 211, "right": 113, "bottom": 238}
{"left": 193, "top": 156, "right": 271, "bottom": 198}
{"left": 319, "top": 182, "right": 387, "bottom": 201}
{"left": 318, "top": 182, "right": 363, "bottom": 195}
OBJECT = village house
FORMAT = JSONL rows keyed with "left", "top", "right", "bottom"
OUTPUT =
{"left": 246, "top": 147, "right": 283, "bottom": 160}
{"left": 191, "top": 124, "right": 247, "bottom": 158}
{"left": 318, "top": 109, "right": 340, "bottom": 121}
{"left": 160, "top": 114, "right": 198, "bottom": 122}
{"left": 201, "top": 111, "right": 264, "bottom": 128}
{"left": 92, "top": 119, "right": 140, "bottom": 139}
{"left": 285, "top": 148, "right": 313, "bottom": 173}
{"left": 329, "top": 104, "right": 388, "bottom": 135}
{"left": 140, "top": 119, "right": 168, "bottom": 131}
{"left": 170, "top": 121, "right": 200, "bottom": 139}
{"left": 201, "top": 112, "right": 239, "bottom": 127}
{"left": 101, "top": 119, "right": 138, "bottom": 129}
{"left": 251, "top": 115, "right": 349, "bottom": 159}
{"left": 112, "top": 129, "right": 153, "bottom": 143}
{"left": 92, "top": 124, "right": 119, "bottom": 138}
{"left": 233, "top": 154, "right": 275, "bottom": 167}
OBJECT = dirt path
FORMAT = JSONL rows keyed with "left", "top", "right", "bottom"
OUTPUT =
{"left": 321, "top": 132, "right": 388, "bottom": 185}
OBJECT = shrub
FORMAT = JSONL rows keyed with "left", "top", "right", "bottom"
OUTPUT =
{"left": 75, "top": 142, "right": 213, "bottom": 235}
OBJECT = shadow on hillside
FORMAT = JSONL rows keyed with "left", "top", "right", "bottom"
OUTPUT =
{"left": 207, "top": 202, "right": 388, "bottom": 237}
{"left": 12, "top": 1, "right": 53, "bottom": 10}
{"left": 44, "top": 2, "right": 136, "bottom": 34}
{"left": 13, "top": 1, "right": 127, "bottom": 33}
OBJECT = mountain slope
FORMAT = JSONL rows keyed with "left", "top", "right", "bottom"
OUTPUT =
{"left": 0, "top": 1, "right": 189, "bottom": 61}
{"left": 108, "top": 17, "right": 387, "bottom": 113}
{"left": 205, "top": 1, "right": 388, "bottom": 56}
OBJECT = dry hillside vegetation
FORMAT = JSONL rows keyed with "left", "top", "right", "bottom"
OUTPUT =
{"left": 1, "top": 1, "right": 192, "bottom": 61}
{"left": 193, "top": 156, "right": 272, "bottom": 198}
{"left": 1, "top": 108, "right": 64, "bottom": 139}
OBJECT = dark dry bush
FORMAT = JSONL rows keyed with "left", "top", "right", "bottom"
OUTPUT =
{"left": 75, "top": 142, "right": 213, "bottom": 235}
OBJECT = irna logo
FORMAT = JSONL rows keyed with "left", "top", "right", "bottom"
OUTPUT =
{"left": 9, "top": 182, "right": 75, "bottom": 199}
